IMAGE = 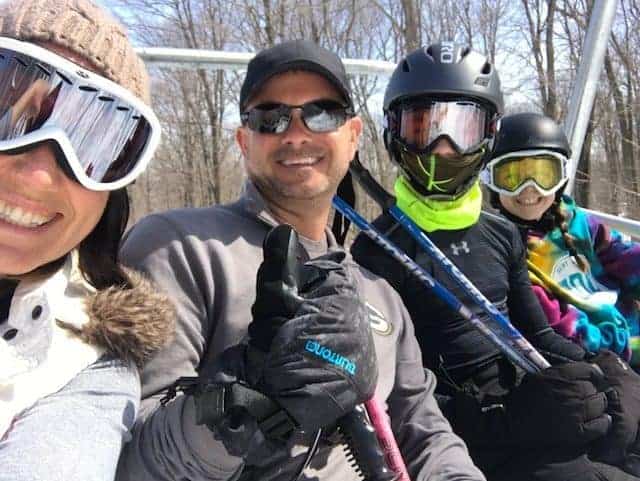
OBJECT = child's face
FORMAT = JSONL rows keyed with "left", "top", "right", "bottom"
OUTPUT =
{"left": 499, "top": 185, "right": 555, "bottom": 221}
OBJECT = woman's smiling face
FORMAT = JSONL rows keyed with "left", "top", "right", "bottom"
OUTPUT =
{"left": 0, "top": 43, "right": 109, "bottom": 276}
{"left": 0, "top": 142, "right": 108, "bottom": 275}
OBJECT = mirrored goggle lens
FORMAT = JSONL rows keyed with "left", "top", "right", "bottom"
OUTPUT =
{"left": 243, "top": 100, "right": 351, "bottom": 134}
{"left": 492, "top": 155, "right": 564, "bottom": 192}
{"left": 0, "top": 48, "right": 153, "bottom": 185}
{"left": 398, "top": 101, "right": 488, "bottom": 152}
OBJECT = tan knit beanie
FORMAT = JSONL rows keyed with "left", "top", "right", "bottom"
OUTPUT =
{"left": 0, "top": 0, "right": 150, "bottom": 104}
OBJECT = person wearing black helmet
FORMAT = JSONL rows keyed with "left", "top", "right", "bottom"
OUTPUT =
{"left": 382, "top": 42, "right": 503, "bottom": 203}
{"left": 485, "top": 112, "right": 640, "bottom": 362}
{"left": 352, "top": 44, "right": 640, "bottom": 481}
{"left": 485, "top": 112, "right": 640, "bottom": 474}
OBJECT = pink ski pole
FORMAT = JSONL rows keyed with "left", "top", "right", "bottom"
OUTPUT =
{"left": 365, "top": 396, "right": 411, "bottom": 481}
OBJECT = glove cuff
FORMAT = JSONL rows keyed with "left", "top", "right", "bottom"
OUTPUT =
{"left": 193, "top": 381, "right": 297, "bottom": 442}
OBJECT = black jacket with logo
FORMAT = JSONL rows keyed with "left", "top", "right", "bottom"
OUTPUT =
{"left": 351, "top": 210, "right": 587, "bottom": 468}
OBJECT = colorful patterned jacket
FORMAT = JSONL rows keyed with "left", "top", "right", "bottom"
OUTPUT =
{"left": 526, "top": 196, "right": 640, "bottom": 363}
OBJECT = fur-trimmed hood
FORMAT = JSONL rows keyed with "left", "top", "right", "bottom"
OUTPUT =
{"left": 59, "top": 267, "right": 175, "bottom": 369}
{"left": 0, "top": 251, "right": 175, "bottom": 379}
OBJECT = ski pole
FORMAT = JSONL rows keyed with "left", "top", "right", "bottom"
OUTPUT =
{"left": 344, "top": 155, "right": 549, "bottom": 372}
{"left": 364, "top": 397, "right": 411, "bottom": 481}
{"left": 333, "top": 195, "right": 545, "bottom": 373}
{"left": 341, "top": 400, "right": 408, "bottom": 481}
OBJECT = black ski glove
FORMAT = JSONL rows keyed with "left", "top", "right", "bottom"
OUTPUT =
{"left": 506, "top": 361, "right": 611, "bottom": 447}
{"left": 589, "top": 350, "right": 640, "bottom": 468}
{"left": 245, "top": 224, "right": 378, "bottom": 432}
{"left": 194, "top": 344, "right": 285, "bottom": 463}
{"left": 191, "top": 225, "right": 377, "bottom": 462}
{"left": 449, "top": 361, "right": 610, "bottom": 450}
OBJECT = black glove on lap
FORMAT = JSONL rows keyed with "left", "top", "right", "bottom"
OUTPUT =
{"left": 589, "top": 350, "right": 640, "bottom": 467}
{"left": 506, "top": 361, "right": 611, "bottom": 447}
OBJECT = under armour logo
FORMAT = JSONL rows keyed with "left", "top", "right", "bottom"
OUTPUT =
{"left": 450, "top": 241, "right": 470, "bottom": 255}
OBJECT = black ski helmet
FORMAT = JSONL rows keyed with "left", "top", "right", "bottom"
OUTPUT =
{"left": 383, "top": 42, "right": 504, "bottom": 115}
{"left": 383, "top": 42, "right": 504, "bottom": 199}
{"left": 492, "top": 112, "right": 571, "bottom": 158}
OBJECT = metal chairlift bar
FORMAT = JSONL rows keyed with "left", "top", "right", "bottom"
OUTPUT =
{"left": 136, "top": 47, "right": 396, "bottom": 76}
{"left": 563, "top": 0, "right": 618, "bottom": 195}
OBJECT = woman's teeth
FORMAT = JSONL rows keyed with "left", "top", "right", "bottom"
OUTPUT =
{"left": 0, "top": 199, "right": 55, "bottom": 228}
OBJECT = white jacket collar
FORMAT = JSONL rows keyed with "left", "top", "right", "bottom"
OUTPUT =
{"left": 0, "top": 252, "right": 103, "bottom": 439}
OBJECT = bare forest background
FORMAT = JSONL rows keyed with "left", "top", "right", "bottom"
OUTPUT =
{"left": 103, "top": 0, "right": 640, "bottom": 229}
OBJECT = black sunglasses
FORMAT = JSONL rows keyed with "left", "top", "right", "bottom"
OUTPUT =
{"left": 241, "top": 99, "right": 354, "bottom": 134}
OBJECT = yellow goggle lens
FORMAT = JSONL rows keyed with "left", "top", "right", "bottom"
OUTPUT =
{"left": 493, "top": 155, "right": 563, "bottom": 192}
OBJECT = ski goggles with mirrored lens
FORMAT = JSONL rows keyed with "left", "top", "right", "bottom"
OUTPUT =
{"left": 241, "top": 99, "right": 355, "bottom": 134}
{"left": 392, "top": 99, "right": 491, "bottom": 154}
{"left": 0, "top": 37, "right": 160, "bottom": 191}
{"left": 483, "top": 149, "right": 568, "bottom": 196}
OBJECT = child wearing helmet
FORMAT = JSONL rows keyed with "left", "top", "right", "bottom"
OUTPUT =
{"left": 352, "top": 43, "right": 640, "bottom": 481}
{"left": 484, "top": 112, "right": 640, "bottom": 363}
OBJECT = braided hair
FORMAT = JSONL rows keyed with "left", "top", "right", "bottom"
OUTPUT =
{"left": 548, "top": 200, "right": 587, "bottom": 271}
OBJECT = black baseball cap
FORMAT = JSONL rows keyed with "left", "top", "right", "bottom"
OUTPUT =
{"left": 239, "top": 40, "right": 353, "bottom": 113}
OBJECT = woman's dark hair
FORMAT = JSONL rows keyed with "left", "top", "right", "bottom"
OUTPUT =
{"left": 78, "top": 188, "right": 132, "bottom": 290}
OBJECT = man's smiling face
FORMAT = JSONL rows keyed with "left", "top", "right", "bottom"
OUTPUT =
{"left": 236, "top": 70, "right": 361, "bottom": 203}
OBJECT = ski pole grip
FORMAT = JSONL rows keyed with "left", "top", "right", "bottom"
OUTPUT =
{"left": 338, "top": 404, "right": 398, "bottom": 481}
{"left": 350, "top": 155, "right": 396, "bottom": 210}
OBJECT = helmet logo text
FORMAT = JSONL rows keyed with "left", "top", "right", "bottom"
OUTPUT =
{"left": 440, "top": 42, "right": 455, "bottom": 64}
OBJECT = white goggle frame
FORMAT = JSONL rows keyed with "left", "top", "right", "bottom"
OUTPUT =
{"left": 0, "top": 37, "right": 161, "bottom": 191}
{"left": 481, "top": 149, "right": 569, "bottom": 197}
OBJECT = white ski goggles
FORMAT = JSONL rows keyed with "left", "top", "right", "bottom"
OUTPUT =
{"left": 0, "top": 37, "right": 160, "bottom": 191}
{"left": 482, "top": 149, "right": 568, "bottom": 197}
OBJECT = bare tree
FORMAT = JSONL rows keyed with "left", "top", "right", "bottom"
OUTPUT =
{"left": 520, "top": 0, "right": 559, "bottom": 119}
{"left": 102, "top": 0, "right": 638, "bottom": 221}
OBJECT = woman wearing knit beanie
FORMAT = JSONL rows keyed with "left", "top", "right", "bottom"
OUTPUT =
{"left": 0, "top": 1, "right": 174, "bottom": 480}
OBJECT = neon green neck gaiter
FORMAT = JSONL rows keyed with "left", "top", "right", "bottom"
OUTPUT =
{"left": 394, "top": 176, "right": 482, "bottom": 232}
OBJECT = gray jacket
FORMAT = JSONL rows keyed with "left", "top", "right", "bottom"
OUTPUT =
{"left": 116, "top": 182, "right": 485, "bottom": 481}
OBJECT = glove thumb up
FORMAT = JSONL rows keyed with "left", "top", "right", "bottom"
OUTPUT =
{"left": 249, "top": 225, "right": 306, "bottom": 352}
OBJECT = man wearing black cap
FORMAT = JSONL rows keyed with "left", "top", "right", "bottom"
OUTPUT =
{"left": 116, "top": 40, "right": 485, "bottom": 481}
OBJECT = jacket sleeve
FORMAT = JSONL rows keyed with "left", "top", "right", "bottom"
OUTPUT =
{"left": 506, "top": 224, "right": 586, "bottom": 363}
{"left": 530, "top": 284, "right": 577, "bottom": 340}
{"left": 387, "top": 300, "right": 486, "bottom": 481}
{"left": 115, "top": 214, "right": 243, "bottom": 481}
{"left": 584, "top": 209, "right": 640, "bottom": 299}
{"left": 116, "top": 394, "right": 244, "bottom": 481}
{"left": 1, "top": 358, "right": 140, "bottom": 481}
